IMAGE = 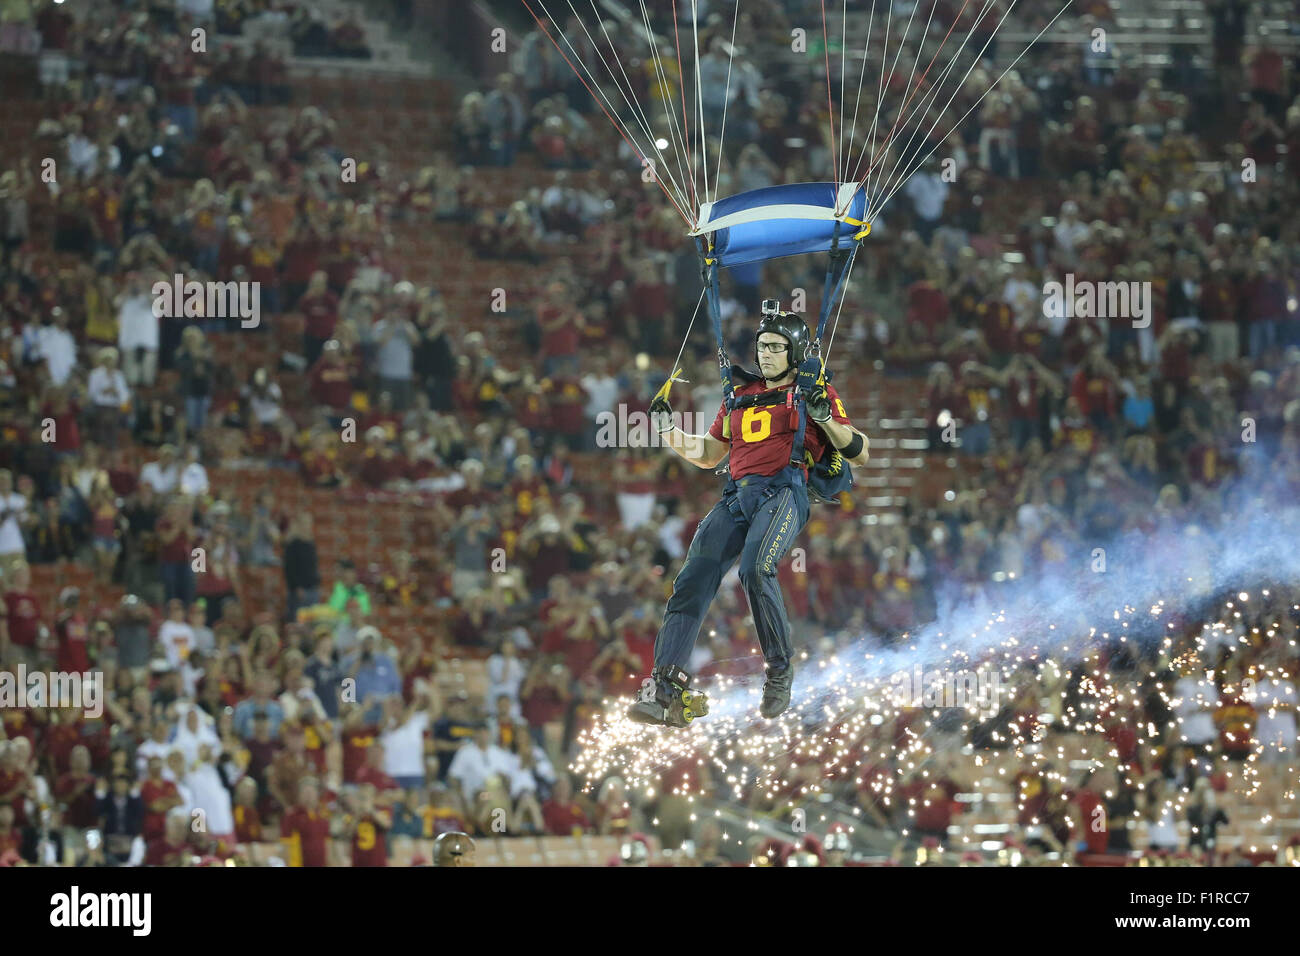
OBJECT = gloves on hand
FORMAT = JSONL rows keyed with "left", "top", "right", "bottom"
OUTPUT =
{"left": 650, "top": 395, "right": 675, "bottom": 434}
{"left": 806, "top": 385, "right": 832, "bottom": 424}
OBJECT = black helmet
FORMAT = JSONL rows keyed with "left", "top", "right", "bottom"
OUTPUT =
{"left": 754, "top": 311, "right": 811, "bottom": 373}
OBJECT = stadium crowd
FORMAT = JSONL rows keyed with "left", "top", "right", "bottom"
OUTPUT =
{"left": 0, "top": 0, "right": 1297, "bottom": 865}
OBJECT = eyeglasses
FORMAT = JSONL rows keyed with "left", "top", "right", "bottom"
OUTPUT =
{"left": 757, "top": 341, "right": 789, "bottom": 354}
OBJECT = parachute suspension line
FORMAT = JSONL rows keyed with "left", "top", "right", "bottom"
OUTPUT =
{"left": 819, "top": 0, "right": 838, "bottom": 193}
{"left": 850, "top": 0, "right": 979, "bottom": 203}
{"left": 840, "top": 0, "right": 881, "bottom": 211}
{"left": 521, "top": 0, "right": 693, "bottom": 224}
{"left": 637, "top": 0, "right": 694, "bottom": 213}
{"left": 868, "top": 0, "right": 998, "bottom": 212}
{"left": 712, "top": 0, "right": 741, "bottom": 201}
{"left": 837, "top": 0, "right": 847, "bottom": 187}
{"left": 868, "top": 0, "right": 1071, "bottom": 226}
{"left": 669, "top": 0, "right": 697, "bottom": 213}
{"left": 690, "top": 0, "right": 709, "bottom": 205}
{"left": 859, "top": 0, "right": 939, "bottom": 210}
{"left": 866, "top": 0, "right": 1002, "bottom": 214}
{"left": 668, "top": 284, "right": 708, "bottom": 394}
{"left": 573, "top": 0, "right": 694, "bottom": 217}
{"left": 852, "top": 0, "right": 894, "bottom": 219}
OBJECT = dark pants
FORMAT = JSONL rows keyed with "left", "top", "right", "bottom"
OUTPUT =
{"left": 653, "top": 466, "right": 809, "bottom": 673}
{"left": 161, "top": 561, "right": 195, "bottom": 604}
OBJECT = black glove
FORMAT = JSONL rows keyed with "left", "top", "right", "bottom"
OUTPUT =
{"left": 806, "top": 385, "right": 832, "bottom": 424}
{"left": 650, "top": 395, "right": 674, "bottom": 434}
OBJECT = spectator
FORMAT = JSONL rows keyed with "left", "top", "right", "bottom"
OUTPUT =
{"left": 447, "top": 725, "right": 515, "bottom": 808}
{"left": 116, "top": 275, "right": 159, "bottom": 389}
{"left": 327, "top": 558, "right": 371, "bottom": 616}
{"left": 175, "top": 327, "right": 214, "bottom": 438}
{"left": 0, "top": 470, "right": 32, "bottom": 579}
{"left": 282, "top": 513, "right": 321, "bottom": 621}
{"left": 86, "top": 347, "right": 131, "bottom": 444}
{"left": 140, "top": 445, "right": 181, "bottom": 496}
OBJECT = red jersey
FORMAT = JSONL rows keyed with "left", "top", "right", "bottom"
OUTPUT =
{"left": 233, "top": 803, "right": 263, "bottom": 843}
{"left": 708, "top": 380, "right": 854, "bottom": 480}
{"left": 145, "top": 837, "right": 191, "bottom": 867}
{"left": 140, "top": 778, "right": 181, "bottom": 841}
{"left": 299, "top": 291, "right": 340, "bottom": 340}
{"left": 281, "top": 805, "right": 331, "bottom": 867}
{"left": 56, "top": 612, "right": 91, "bottom": 673}
{"left": 2, "top": 590, "right": 41, "bottom": 647}
{"left": 0, "top": 767, "right": 30, "bottom": 826}
{"left": 542, "top": 799, "right": 592, "bottom": 836}
{"left": 341, "top": 726, "right": 379, "bottom": 784}
{"left": 350, "top": 812, "right": 389, "bottom": 866}
{"left": 300, "top": 720, "right": 329, "bottom": 773}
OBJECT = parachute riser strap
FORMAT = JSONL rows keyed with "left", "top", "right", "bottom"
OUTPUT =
{"left": 815, "top": 223, "right": 857, "bottom": 345}
{"left": 696, "top": 237, "right": 735, "bottom": 412}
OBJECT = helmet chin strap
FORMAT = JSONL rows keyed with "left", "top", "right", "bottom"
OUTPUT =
{"left": 764, "top": 361, "right": 794, "bottom": 384}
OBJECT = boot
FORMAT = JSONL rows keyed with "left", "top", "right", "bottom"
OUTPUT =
{"left": 626, "top": 665, "right": 709, "bottom": 728}
{"left": 760, "top": 661, "right": 795, "bottom": 718}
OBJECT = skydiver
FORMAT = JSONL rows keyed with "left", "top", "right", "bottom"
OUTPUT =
{"left": 628, "top": 308, "right": 870, "bottom": 727}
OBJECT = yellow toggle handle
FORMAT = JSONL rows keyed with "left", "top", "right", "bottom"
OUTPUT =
{"left": 655, "top": 367, "right": 688, "bottom": 403}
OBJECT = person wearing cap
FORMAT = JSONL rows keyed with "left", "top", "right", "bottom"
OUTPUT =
{"left": 326, "top": 558, "right": 371, "bottom": 616}
{"left": 346, "top": 627, "right": 400, "bottom": 725}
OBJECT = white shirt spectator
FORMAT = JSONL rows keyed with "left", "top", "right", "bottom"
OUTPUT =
{"left": 136, "top": 738, "right": 175, "bottom": 779}
{"left": 447, "top": 740, "right": 516, "bottom": 801}
{"left": 1053, "top": 217, "right": 1089, "bottom": 263}
{"left": 1173, "top": 676, "right": 1218, "bottom": 746}
{"left": 35, "top": 324, "right": 76, "bottom": 385}
{"left": 140, "top": 460, "right": 180, "bottom": 495}
{"left": 87, "top": 365, "right": 130, "bottom": 409}
{"left": 658, "top": 512, "right": 686, "bottom": 561}
{"left": 180, "top": 462, "right": 209, "bottom": 497}
{"left": 505, "top": 744, "right": 556, "bottom": 801}
{"left": 1254, "top": 678, "right": 1297, "bottom": 756}
{"left": 1147, "top": 798, "right": 1179, "bottom": 849}
{"left": 246, "top": 381, "right": 285, "bottom": 425}
{"left": 184, "top": 759, "right": 233, "bottom": 834}
{"left": 118, "top": 293, "right": 160, "bottom": 352}
{"left": 171, "top": 704, "right": 219, "bottom": 766}
{"left": 0, "top": 492, "right": 28, "bottom": 556}
{"left": 67, "top": 133, "right": 98, "bottom": 177}
{"left": 580, "top": 370, "right": 618, "bottom": 423}
{"left": 486, "top": 653, "right": 527, "bottom": 714}
{"left": 1002, "top": 276, "right": 1040, "bottom": 325}
{"left": 158, "top": 620, "right": 196, "bottom": 669}
{"left": 381, "top": 709, "right": 430, "bottom": 779}
{"left": 904, "top": 172, "right": 949, "bottom": 222}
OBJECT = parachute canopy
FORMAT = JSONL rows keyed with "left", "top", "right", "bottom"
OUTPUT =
{"left": 691, "top": 183, "right": 869, "bottom": 269}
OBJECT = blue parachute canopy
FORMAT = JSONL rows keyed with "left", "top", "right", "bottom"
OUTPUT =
{"left": 691, "top": 182, "right": 868, "bottom": 268}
